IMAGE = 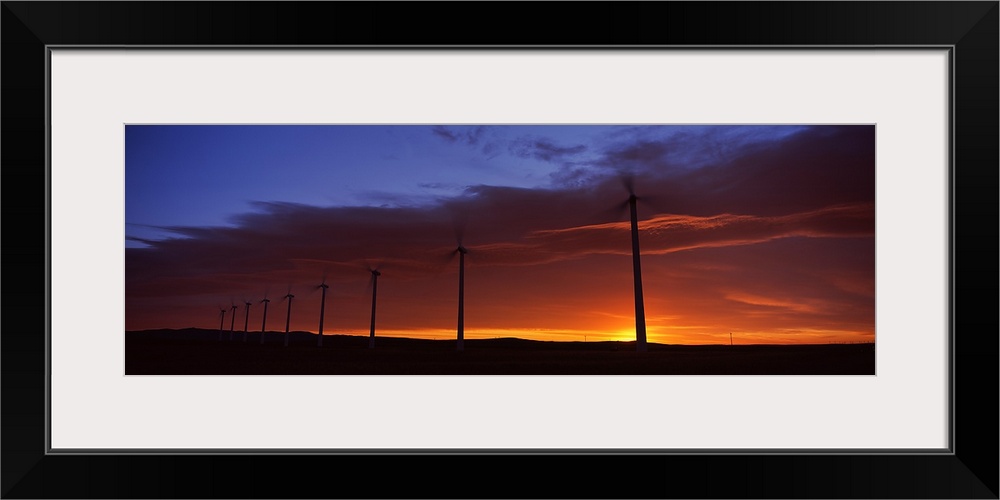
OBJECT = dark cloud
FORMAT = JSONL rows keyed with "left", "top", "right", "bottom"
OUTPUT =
{"left": 548, "top": 166, "right": 596, "bottom": 188}
{"left": 595, "top": 125, "right": 814, "bottom": 178}
{"left": 431, "top": 125, "right": 493, "bottom": 152}
{"left": 589, "top": 125, "right": 875, "bottom": 217}
{"left": 604, "top": 139, "right": 672, "bottom": 169}
{"left": 430, "top": 126, "right": 459, "bottom": 143}
{"left": 508, "top": 137, "right": 587, "bottom": 162}
{"left": 417, "top": 182, "right": 454, "bottom": 190}
{"left": 433, "top": 127, "right": 594, "bottom": 166}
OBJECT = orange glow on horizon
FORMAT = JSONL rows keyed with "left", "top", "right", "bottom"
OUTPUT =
{"left": 167, "top": 322, "right": 874, "bottom": 346}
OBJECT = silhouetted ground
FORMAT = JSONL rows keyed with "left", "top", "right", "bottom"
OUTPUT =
{"left": 125, "top": 329, "right": 875, "bottom": 375}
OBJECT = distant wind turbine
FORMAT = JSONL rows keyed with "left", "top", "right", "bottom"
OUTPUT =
{"left": 453, "top": 243, "right": 468, "bottom": 352}
{"left": 229, "top": 303, "right": 238, "bottom": 341}
{"left": 282, "top": 287, "right": 294, "bottom": 347}
{"left": 242, "top": 300, "right": 252, "bottom": 341}
{"left": 367, "top": 267, "right": 381, "bottom": 349}
{"left": 316, "top": 277, "right": 329, "bottom": 347}
{"left": 218, "top": 306, "right": 227, "bottom": 341}
{"left": 259, "top": 295, "right": 271, "bottom": 344}
{"left": 447, "top": 211, "right": 469, "bottom": 352}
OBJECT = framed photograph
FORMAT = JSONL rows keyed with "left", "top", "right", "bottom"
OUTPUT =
{"left": 4, "top": 2, "right": 996, "bottom": 498}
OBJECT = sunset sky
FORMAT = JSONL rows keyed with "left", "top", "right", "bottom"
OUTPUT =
{"left": 125, "top": 124, "right": 875, "bottom": 345}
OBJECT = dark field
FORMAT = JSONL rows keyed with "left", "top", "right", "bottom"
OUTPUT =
{"left": 125, "top": 329, "right": 875, "bottom": 375}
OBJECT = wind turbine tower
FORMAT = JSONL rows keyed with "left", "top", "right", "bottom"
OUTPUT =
{"left": 283, "top": 291, "right": 294, "bottom": 347}
{"left": 316, "top": 281, "right": 329, "bottom": 347}
{"left": 242, "top": 300, "right": 252, "bottom": 341}
{"left": 628, "top": 192, "right": 648, "bottom": 352}
{"left": 259, "top": 297, "right": 270, "bottom": 344}
{"left": 229, "top": 303, "right": 238, "bottom": 340}
{"left": 218, "top": 307, "right": 226, "bottom": 341}
{"left": 456, "top": 245, "right": 468, "bottom": 352}
{"left": 368, "top": 269, "right": 380, "bottom": 349}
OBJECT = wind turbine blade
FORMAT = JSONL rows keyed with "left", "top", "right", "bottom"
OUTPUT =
{"left": 363, "top": 272, "right": 375, "bottom": 298}
{"left": 438, "top": 247, "right": 459, "bottom": 265}
{"left": 592, "top": 199, "right": 631, "bottom": 224}
{"left": 618, "top": 171, "right": 636, "bottom": 196}
{"left": 636, "top": 192, "right": 671, "bottom": 217}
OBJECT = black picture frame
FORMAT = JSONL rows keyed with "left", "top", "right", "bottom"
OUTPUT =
{"left": 3, "top": 2, "right": 996, "bottom": 498}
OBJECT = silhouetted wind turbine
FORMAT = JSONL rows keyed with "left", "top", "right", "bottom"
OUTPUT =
{"left": 229, "top": 302, "right": 238, "bottom": 341}
{"left": 615, "top": 173, "right": 650, "bottom": 352}
{"left": 242, "top": 299, "right": 252, "bottom": 341}
{"left": 282, "top": 286, "right": 294, "bottom": 347}
{"left": 437, "top": 211, "right": 472, "bottom": 352}
{"left": 453, "top": 243, "right": 468, "bottom": 352}
{"left": 218, "top": 306, "right": 227, "bottom": 341}
{"left": 316, "top": 277, "right": 329, "bottom": 347}
{"left": 367, "top": 267, "right": 381, "bottom": 349}
{"left": 259, "top": 295, "right": 271, "bottom": 344}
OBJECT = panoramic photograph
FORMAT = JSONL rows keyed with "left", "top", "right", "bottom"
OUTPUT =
{"left": 125, "top": 124, "right": 875, "bottom": 375}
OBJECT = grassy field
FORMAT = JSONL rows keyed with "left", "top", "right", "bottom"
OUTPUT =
{"left": 125, "top": 329, "right": 875, "bottom": 375}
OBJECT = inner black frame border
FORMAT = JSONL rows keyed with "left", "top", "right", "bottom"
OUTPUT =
{"left": 3, "top": 2, "right": 996, "bottom": 498}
